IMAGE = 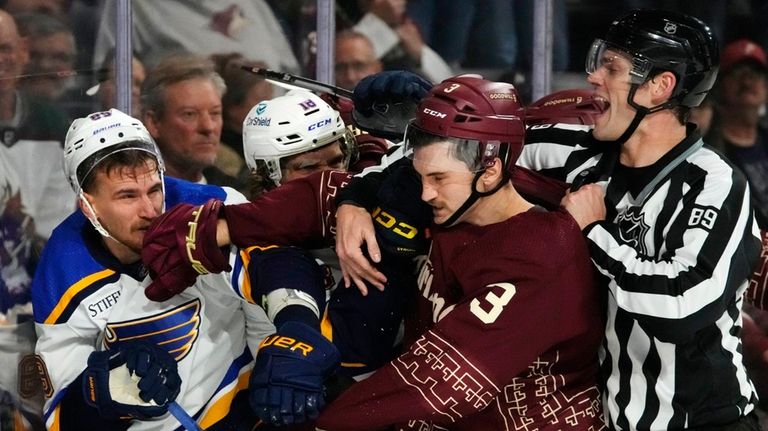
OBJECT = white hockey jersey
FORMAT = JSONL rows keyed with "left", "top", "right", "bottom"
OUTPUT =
{"left": 32, "top": 177, "right": 275, "bottom": 430}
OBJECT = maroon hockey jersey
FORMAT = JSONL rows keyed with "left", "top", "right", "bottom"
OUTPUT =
{"left": 316, "top": 208, "right": 606, "bottom": 430}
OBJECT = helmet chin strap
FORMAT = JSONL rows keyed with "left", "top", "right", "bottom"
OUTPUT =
{"left": 79, "top": 193, "right": 134, "bottom": 253}
{"left": 437, "top": 170, "right": 510, "bottom": 228}
{"left": 617, "top": 83, "right": 680, "bottom": 145}
{"left": 79, "top": 193, "right": 114, "bottom": 239}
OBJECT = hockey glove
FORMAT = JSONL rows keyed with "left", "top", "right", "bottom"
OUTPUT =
{"left": 249, "top": 321, "right": 340, "bottom": 426}
{"left": 352, "top": 71, "right": 432, "bottom": 140}
{"left": 142, "top": 199, "right": 231, "bottom": 301}
{"left": 83, "top": 341, "right": 181, "bottom": 420}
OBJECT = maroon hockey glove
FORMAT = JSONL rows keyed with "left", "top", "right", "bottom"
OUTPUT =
{"left": 747, "top": 230, "right": 768, "bottom": 310}
{"left": 142, "top": 199, "right": 231, "bottom": 301}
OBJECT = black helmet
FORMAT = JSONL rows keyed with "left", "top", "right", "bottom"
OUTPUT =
{"left": 586, "top": 9, "right": 718, "bottom": 108}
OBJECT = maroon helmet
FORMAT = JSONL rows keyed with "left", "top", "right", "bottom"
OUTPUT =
{"left": 406, "top": 74, "right": 526, "bottom": 174}
{"left": 526, "top": 89, "right": 605, "bottom": 126}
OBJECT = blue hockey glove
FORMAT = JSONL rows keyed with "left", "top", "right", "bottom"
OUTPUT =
{"left": 249, "top": 321, "right": 340, "bottom": 426}
{"left": 352, "top": 71, "right": 432, "bottom": 117}
{"left": 352, "top": 71, "right": 432, "bottom": 140}
{"left": 83, "top": 341, "right": 181, "bottom": 420}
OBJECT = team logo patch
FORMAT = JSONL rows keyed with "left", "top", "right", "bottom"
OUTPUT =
{"left": 18, "top": 354, "right": 53, "bottom": 398}
{"left": 664, "top": 22, "right": 677, "bottom": 34}
{"left": 617, "top": 207, "right": 650, "bottom": 256}
{"left": 104, "top": 299, "right": 202, "bottom": 361}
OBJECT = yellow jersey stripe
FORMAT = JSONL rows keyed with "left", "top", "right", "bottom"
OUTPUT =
{"left": 45, "top": 269, "right": 116, "bottom": 324}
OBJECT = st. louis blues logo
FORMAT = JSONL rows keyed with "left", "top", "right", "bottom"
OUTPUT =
{"left": 104, "top": 299, "right": 201, "bottom": 361}
{"left": 617, "top": 207, "right": 650, "bottom": 256}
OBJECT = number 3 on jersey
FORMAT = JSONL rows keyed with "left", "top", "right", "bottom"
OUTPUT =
{"left": 470, "top": 283, "right": 516, "bottom": 324}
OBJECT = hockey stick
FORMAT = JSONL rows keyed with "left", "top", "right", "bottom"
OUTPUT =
{"left": 168, "top": 401, "right": 202, "bottom": 431}
{"left": 240, "top": 66, "right": 417, "bottom": 140}
{"left": 111, "top": 365, "right": 202, "bottom": 430}
{"left": 240, "top": 66, "right": 353, "bottom": 98}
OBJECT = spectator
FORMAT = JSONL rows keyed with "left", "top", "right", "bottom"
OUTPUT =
{"left": 94, "top": 0, "right": 300, "bottom": 73}
{"left": 707, "top": 39, "right": 768, "bottom": 229}
{"left": 0, "top": 9, "right": 74, "bottom": 240}
{"left": 350, "top": 0, "right": 452, "bottom": 84}
{"left": 334, "top": 30, "right": 383, "bottom": 90}
{"left": 15, "top": 13, "right": 76, "bottom": 102}
{"left": 211, "top": 53, "right": 273, "bottom": 189}
{"left": 88, "top": 52, "right": 146, "bottom": 118}
{"left": 141, "top": 54, "right": 244, "bottom": 189}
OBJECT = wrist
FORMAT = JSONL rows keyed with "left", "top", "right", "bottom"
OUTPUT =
{"left": 216, "top": 219, "right": 230, "bottom": 247}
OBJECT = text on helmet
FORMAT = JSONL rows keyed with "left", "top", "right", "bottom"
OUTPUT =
{"left": 92, "top": 122, "right": 122, "bottom": 135}
{"left": 308, "top": 118, "right": 332, "bottom": 131}
{"left": 542, "top": 96, "right": 583, "bottom": 107}
{"left": 422, "top": 108, "right": 447, "bottom": 119}
{"left": 488, "top": 92, "right": 517, "bottom": 101}
{"left": 246, "top": 116, "right": 271, "bottom": 127}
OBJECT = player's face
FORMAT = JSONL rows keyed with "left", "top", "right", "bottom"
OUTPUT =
{"left": 412, "top": 141, "right": 475, "bottom": 225}
{"left": 586, "top": 49, "right": 638, "bottom": 141}
{"left": 147, "top": 78, "right": 223, "bottom": 178}
{"left": 84, "top": 162, "right": 163, "bottom": 263}
{"left": 281, "top": 141, "right": 346, "bottom": 183}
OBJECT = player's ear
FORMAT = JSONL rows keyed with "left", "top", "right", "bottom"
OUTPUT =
{"left": 480, "top": 158, "right": 504, "bottom": 190}
{"left": 79, "top": 194, "right": 96, "bottom": 219}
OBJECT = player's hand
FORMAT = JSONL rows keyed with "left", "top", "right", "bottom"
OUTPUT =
{"left": 142, "top": 199, "right": 231, "bottom": 301}
{"left": 746, "top": 230, "right": 768, "bottom": 310}
{"left": 352, "top": 71, "right": 431, "bottom": 117}
{"left": 561, "top": 183, "right": 606, "bottom": 230}
{"left": 83, "top": 341, "right": 181, "bottom": 420}
{"left": 335, "top": 204, "right": 387, "bottom": 295}
{"left": 249, "top": 322, "right": 340, "bottom": 426}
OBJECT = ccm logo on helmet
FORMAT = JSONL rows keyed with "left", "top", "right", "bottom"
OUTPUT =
{"left": 308, "top": 118, "right": 332, "bottom": 131}
{"left": 423, "top": 108, "right": 447, "bottom": 118}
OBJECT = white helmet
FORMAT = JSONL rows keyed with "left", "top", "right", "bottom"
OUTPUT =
{"left": 64, "top": 108, "right": 164, "bottom": 195}
{"left": 242, "top": 89, "right": 355, "bottom": 187}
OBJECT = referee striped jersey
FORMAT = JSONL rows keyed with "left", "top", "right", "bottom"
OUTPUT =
{"left": 519, "top": 123, "right": 761, "bottom": 430}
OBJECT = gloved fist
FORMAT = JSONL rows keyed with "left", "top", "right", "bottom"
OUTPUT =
{"left": 83, "top": 341, "right": 181, "bottom": 420}
{"left": 747, "top": 229, "right": 768, "bottom": 310}
{"left": 249, "top": 321, "right": 340, "bottom": 426}
{"left": 142, "top": 199, "right": 231, "bottom": 301}
{"left": 352, "top": 71, "right": 432, "bottom": 140}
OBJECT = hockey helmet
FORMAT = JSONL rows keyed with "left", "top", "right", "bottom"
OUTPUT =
{"left": 242, "top": 89, "right": 356, "bottom": 187}
{"left": 64, "top": 108, "right": 163, "bottom": 195}
{"left": 586, "top": 9, "right": 718, "bottom": 108}
{"left": 526, "top": 88, "right": 606, "bottom": 126}
{"left": 404, "top": 74, "right": 526, "bottom": 174}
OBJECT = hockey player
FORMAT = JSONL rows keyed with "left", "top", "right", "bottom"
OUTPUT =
{"left": 315, "top": 75, "right": 605, "bottom": 430}
{"left": 337, "top": 9, "right": 762, "bottom": 431}
{"left": 31, "top": 109, "right": 338, "bottom": 430}
{"left": 139, "top": 89, "right": 429, "bottom": 426}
